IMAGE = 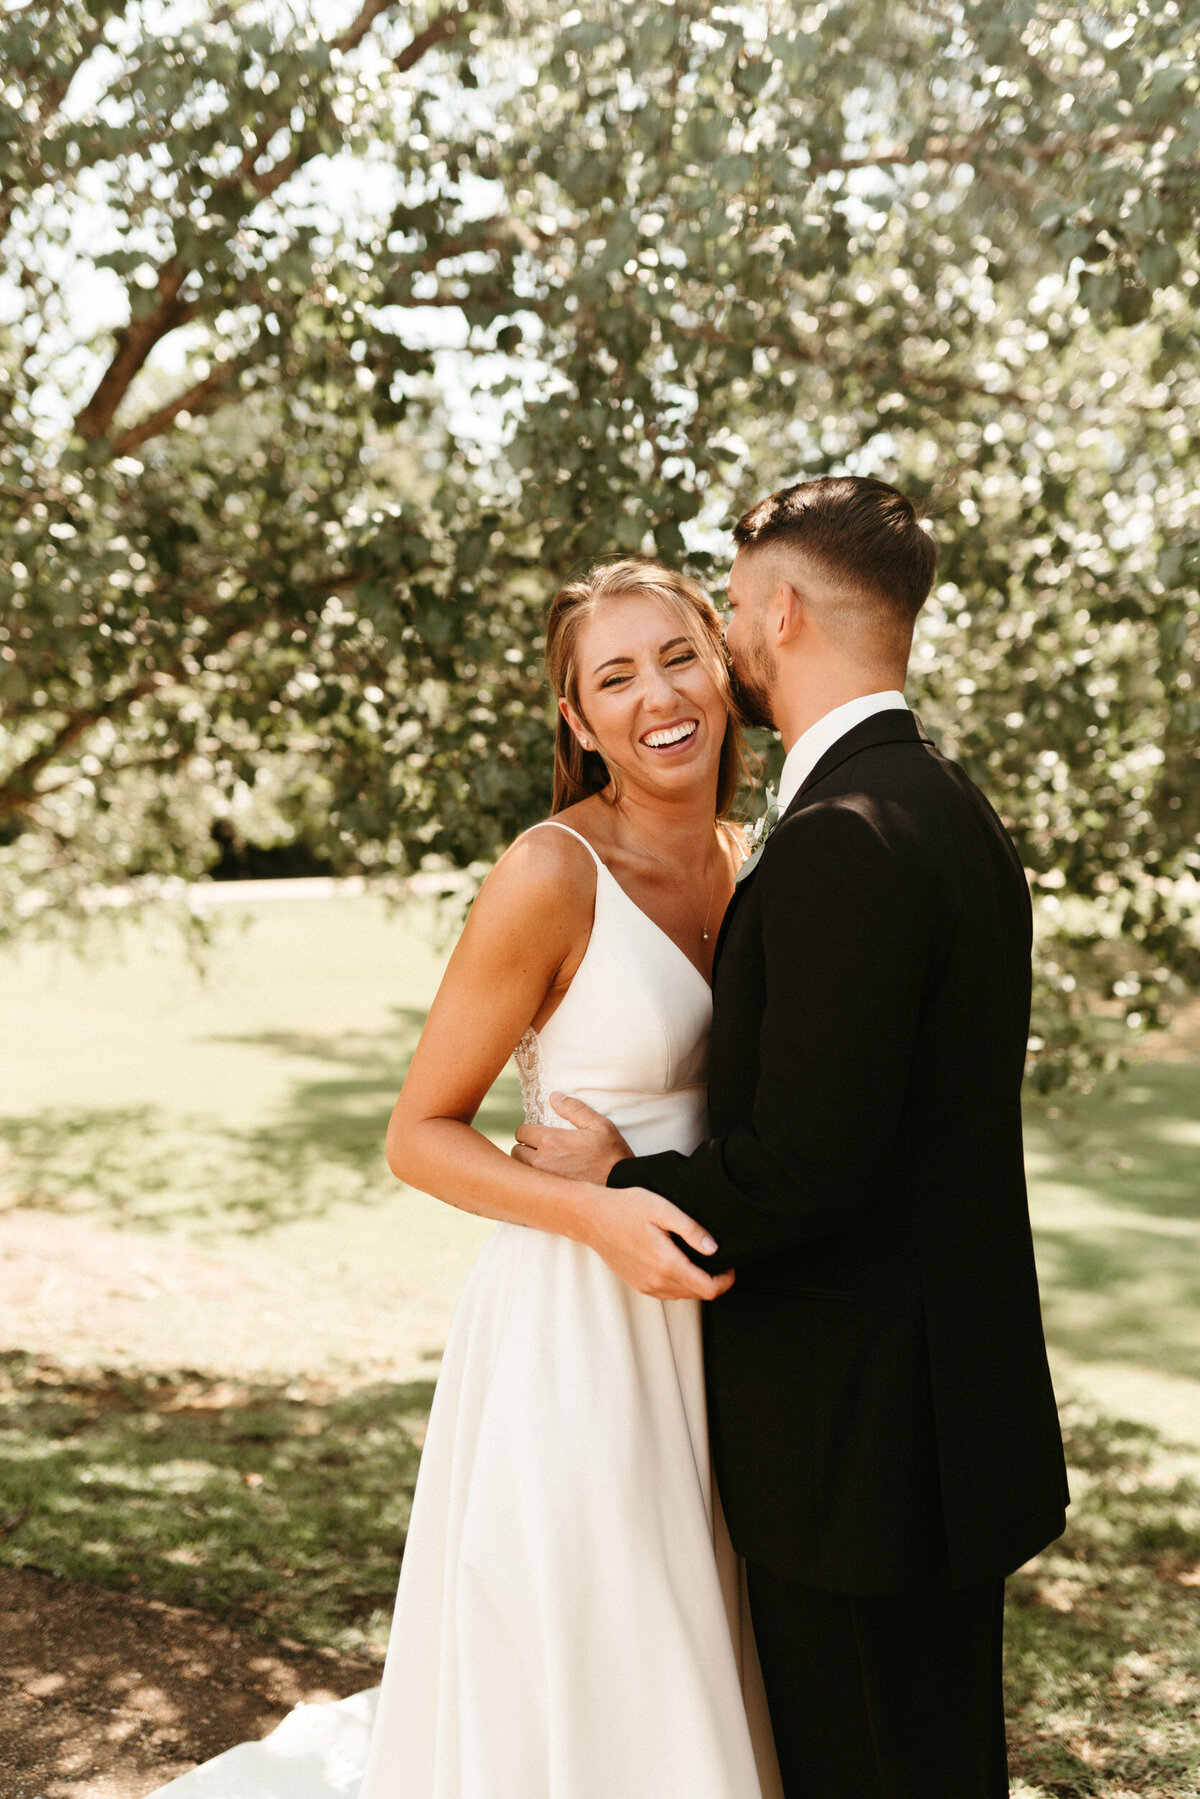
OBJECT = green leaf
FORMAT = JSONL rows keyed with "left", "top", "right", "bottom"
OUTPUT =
{"left": 1078, "top": 269, "right": 1121, "bottom": 316}
{"left": 733, "top": 57, "right": 771, "bottom": 97}
{"left": 1140, "top": 242, "right": 1180, "bottom": 290}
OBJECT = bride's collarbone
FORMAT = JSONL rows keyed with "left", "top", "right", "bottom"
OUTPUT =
{"left": 527, "top": 809, "right": 728, "bottom": 981}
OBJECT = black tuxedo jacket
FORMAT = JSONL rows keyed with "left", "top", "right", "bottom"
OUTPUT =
{"left": 609, "top": 710, "right": 1069, "bottom": 1593}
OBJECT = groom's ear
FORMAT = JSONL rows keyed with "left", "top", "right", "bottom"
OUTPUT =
{"left": 773, "top": 580, "right": 805, "bottom": 647}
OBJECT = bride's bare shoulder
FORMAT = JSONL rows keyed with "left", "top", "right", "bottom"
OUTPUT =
{"left": 472, "top": 817, "right": 598, "bottom": 932}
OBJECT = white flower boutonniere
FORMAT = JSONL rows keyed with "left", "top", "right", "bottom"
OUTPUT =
{"left": 736, "top": 785, "right": 781, "bottom": 884}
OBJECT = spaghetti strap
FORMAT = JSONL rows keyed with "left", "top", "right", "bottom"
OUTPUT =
{"left": 530, "top": 817, "right": 739, "bottom": 869}
{"left": 524, "top": 818, "right": 605, "bottom": 870}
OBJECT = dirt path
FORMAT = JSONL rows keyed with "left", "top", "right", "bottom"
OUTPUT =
{"left": 0, "top": 1565, "right": 377, "bottom": 1798}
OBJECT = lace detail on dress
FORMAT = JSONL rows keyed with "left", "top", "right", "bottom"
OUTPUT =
{"left": 514, "top": 1028, "right": 554, "bottom": 1125}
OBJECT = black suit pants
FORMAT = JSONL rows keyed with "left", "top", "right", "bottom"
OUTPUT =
{"left": 746, "top": 1563, "right": 1009, "bottom": 1799}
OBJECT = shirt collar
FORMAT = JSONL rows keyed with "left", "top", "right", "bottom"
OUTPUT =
{"left": 776, "top": 690, "right": 909, "bottom": 815}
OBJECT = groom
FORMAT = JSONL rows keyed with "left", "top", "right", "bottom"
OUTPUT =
{"left": 520, "top": 475, "right": 1069, "bottom": 1797}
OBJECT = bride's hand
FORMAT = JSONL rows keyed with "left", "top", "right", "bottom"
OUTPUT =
{"left": 511, "top": 1092, "right": 633, "bottom": 1183}
{"left": 581, "top": 1183, "right": 736, "bottom": 1303}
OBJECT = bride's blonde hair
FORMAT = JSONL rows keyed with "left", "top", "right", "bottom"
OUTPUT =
{"left": 545, "top": 558, "right": 745, "bottom": 816}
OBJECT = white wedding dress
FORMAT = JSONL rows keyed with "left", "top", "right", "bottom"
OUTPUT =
{"left": 150, "top": 822, "right": 781, "bottom": 1799}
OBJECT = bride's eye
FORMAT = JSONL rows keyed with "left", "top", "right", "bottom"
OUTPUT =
{"left": 666, "top": 650, "right": 696, "bottom": 669}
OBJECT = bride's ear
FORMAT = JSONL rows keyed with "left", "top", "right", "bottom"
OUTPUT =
{"left": 559, "top": 697, "right": 595, "bottom": 753}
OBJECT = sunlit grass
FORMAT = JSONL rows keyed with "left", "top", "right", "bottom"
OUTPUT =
{"left": 1006, "top": 1408, "right": 1200, "bottom": 1797}
{"left": 1025, "top": 1062, "right": 1200, "bottom": 1435}
{"left": 0, "top": 1352, "right": 428, "bottom": 1660}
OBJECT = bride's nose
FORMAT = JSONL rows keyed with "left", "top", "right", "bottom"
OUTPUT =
{"left": 640, "top": 664, "right": 678, "bottom": 711}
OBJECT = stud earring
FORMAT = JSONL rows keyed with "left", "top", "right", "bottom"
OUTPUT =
{"left": 581, "top": 737, "right": 594, "bottom": 751}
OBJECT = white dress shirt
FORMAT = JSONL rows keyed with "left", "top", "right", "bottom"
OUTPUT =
{"left": 776, "top": 690, "right": 909, "bottom": 816}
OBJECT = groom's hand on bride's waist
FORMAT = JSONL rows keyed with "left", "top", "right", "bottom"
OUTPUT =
{"left": 511, "top": 1092, "right": 634, "bottom": 1184}
{"left": 512, "top": 1095, "right": 733, "bottom": 1302}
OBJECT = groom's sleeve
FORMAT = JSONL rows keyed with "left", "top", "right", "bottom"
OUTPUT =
{"left": 608, "top": 799, "right": 933, "bottom": 1271}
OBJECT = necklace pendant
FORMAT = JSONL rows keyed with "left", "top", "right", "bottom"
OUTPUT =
{"left": 702, "top": 929, "right": 709, "bottom": 940}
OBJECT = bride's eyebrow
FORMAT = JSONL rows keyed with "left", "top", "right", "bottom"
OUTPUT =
{"left": 592, "top": 636, "right": 691, "bottom": 676}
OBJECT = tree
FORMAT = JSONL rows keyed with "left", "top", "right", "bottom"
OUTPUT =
{"left": 2, "top": 0, "right": 1198, "bottom": 1082}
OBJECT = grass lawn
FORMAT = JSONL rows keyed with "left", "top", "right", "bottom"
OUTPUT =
{"left": 0, "top": 890, "right": 497, "bottom": 1381}
{"left": 1, "top": 888, "right": 1198, "bottom": 1794}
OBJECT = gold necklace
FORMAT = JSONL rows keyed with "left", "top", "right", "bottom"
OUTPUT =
{"left": 619, "top": 816, "right": 724, "bottom": 942}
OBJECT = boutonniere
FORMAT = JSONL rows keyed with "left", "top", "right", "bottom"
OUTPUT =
{"left": 736, "top": 785, "right": 781, "bottom": 884}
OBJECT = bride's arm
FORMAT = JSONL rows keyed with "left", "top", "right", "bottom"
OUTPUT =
{"left": 387, "top": 830, "right": 733, "bottom": 1301}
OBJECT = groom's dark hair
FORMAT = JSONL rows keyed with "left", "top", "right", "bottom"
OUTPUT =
{"left": 733, "top": 476, "right": 937, "bottom": 640}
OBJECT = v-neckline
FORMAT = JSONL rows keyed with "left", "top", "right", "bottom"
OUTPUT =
{"left": 533, "top": 818, "right": 715, "bottom": 993}
{"left": 592, "top": 855, "right": 713, "bottom": 993}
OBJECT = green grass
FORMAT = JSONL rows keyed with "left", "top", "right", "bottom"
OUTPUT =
{"left": 1006, "top": 1407, "right": 1200, "bottom": 1798}
{"left": 1026, "top": 1064, "right": 1200, "bottom": 1378}
{"left": 0, "top": 892, "right": 1198, "bottom": 1791}
{"left": 1024, "top": 1061, "right": 1200, "bottom": 1451}
{"left": 0, "top": 1350, "right": 429, "bottom": 1660}
{"left": 0, "top": 892, "right": 513, "bottom": 1237}
{"left": 0, "top": 893, "right": 497, "bottom": 1381}
{"left": 0, "top": 1008, "right": 520, "bottom": 1234}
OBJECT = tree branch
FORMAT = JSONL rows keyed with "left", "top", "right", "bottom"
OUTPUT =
{"left": 71, "top": 3, "right": 470, "bottom": 446}
{"left": 809, "top": 123, "right": 1166, "bottom": 179}
{"left": 395, "top": 2, "right": 467, "bottom": 73}
{"left": 0, "top": 679, "right": 161, "bottom": 818}
{"left": 399, "top": 214, "right": 557, "bottom": 281}
{"left": 73, "top": 260, "right": 197, "bottom": 441}
{"left": 0, "top": 594, "right": 288, "bottom": 819}
{"left": 109, "top": 355, "right": 250, "bottom": 456}
{"left": 336, "top": 0, "right": 398, "bottom": 55}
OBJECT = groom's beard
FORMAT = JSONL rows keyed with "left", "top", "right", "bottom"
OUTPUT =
{"left": 728, "top": 627, "right": 778, "bottom": 731}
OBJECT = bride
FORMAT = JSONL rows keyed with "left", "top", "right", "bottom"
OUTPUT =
{"left": 152, "top": 559, "right": 781, "bottom": 1798}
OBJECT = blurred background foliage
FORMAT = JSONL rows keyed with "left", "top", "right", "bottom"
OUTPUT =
{"left": 2, "top": 0, "right": 1199, "bottom": 1083}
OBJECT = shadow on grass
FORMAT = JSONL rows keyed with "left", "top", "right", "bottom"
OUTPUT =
{"left": 3, "top": 1350, "right": 1198, "bottom": 1793}
{"left": 1029, "top": 1063, "right": 1200, "bottom": 1222}
{"left": 1026, "top": 1060, "right": 1200, "bottom": 1385}
{"left": 1006, "top": 1403, "right": 1200, "bottom": 1798}
{"left": 0, "top": 1005, "right": 525, "bottom": 1234}
{"left": 0, "top": 1352, "right": 435, "bottom": 1660}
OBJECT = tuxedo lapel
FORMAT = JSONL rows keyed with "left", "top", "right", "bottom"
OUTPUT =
{"left": 712, "top": 878, "right": 746, "bottom": 973}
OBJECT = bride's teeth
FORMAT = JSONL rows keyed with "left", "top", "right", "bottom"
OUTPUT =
{"left": 644, "top": 722, "right": 696, "bottom": 748}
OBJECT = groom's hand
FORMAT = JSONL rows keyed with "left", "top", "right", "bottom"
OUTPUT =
{"left": 511, "top": 1092, "right": 634, "bottom": 1184}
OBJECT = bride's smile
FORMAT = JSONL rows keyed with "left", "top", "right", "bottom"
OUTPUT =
{"left": 641, "top": 717, "right": 698, "bottom": 750}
